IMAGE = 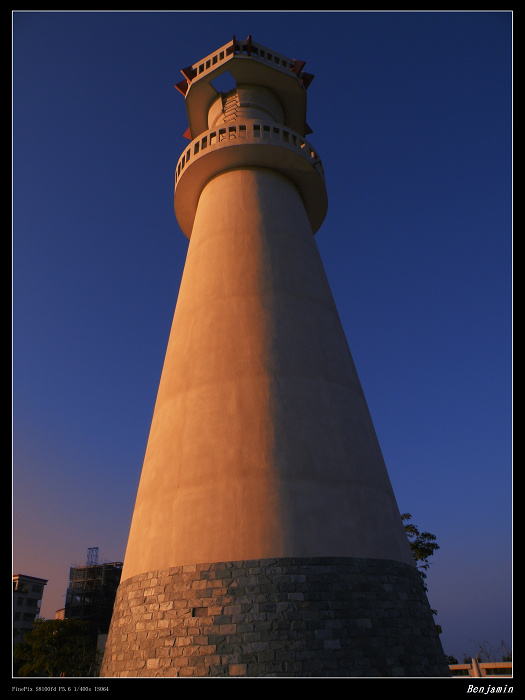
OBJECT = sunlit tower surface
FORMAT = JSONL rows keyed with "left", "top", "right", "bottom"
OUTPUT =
{"left": 101, "top": 37, "right": 449, "bottom": 677}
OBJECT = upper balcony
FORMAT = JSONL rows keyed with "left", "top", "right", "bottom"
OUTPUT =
{"left": 175, "top": 36, "right": 314, "bottom": 139}
{"left": 174, "top": 120, "right": 327, "bottom": 239}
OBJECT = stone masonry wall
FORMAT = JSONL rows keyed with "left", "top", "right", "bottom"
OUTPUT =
{"left": 100, "top": 557, "right": 450, "bottom": 677}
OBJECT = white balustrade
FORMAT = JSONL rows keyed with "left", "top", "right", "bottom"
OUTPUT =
{"left": 175, "top": 122, "right": 324, "bottom": 187}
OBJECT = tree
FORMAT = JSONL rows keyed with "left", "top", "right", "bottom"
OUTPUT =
{"left": 13, "top": 618, "right": 101, "bottom": 677}
{"left": 470, "top": 640, "right": 512, "bottom": 664}
{"left": 402, "top": 512, "right": 441, "bottom": 633}
{"left": 401, "top": 512, "right": 440, "bottom": 583}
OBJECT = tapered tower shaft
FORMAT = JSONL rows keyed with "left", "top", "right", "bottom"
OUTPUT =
{"left": 122, "top": 162, "right": 413, "bottom": 579}
{"left": 101, "top": 37, "right": 449, "bottom": 677}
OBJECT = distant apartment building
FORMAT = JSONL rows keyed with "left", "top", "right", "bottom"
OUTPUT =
{"left": 13, "top": 574, "right": 48, "bottom": 642}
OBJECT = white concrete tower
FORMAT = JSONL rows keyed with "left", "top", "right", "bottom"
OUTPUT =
{"left": 101, "top": 37, "right": 449, "bottom": 678}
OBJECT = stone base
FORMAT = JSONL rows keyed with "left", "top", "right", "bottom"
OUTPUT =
{"left": 99, "top": 557, "right": 450, "bottom": 677}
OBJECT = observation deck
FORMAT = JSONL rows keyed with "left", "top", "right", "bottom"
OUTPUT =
{"left": 173, "top": 36, "right": 327, "bottom": 238}
{"left": 175, "top": 36, "right": 314, "bottom": 138}
{"left": 174, "top": 120, "right": 327, "bottom": 238}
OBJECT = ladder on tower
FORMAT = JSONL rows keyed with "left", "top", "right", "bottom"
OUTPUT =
{"left": 222, "top": 92, "right": 238, "bottom": 123}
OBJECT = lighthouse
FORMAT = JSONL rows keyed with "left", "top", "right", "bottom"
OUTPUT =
{"left": 100, "top": 37, "right": 449, "bottom": 677}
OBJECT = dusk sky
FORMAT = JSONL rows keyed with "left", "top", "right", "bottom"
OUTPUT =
{"left": 13, "top": 11, "right": 512, "bottom": 664}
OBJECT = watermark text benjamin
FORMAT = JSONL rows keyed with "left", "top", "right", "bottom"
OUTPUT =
{"left": 467, "top": 685, "right": 513, "bottom": 694}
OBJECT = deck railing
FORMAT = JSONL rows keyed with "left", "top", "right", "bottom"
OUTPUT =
{"left": 449, "top": 659, "right": 512, "bottom": 677}
{"left": 175, "top": 122, "right": 324, "bottom": 187}
{"left": 186, "top": 37, "right": 304, "bottom": 85}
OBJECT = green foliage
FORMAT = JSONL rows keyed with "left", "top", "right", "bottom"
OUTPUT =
{"left": 401, "top": 512, "right": 440, "bottom": 583}
{"left": 402, "top": 512, "right": 441, "bottom": 634}
{"left": 13, "top": 618, "right": 101, "bottom": 677}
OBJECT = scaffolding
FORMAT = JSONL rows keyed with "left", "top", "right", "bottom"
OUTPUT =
{"left": 64, "top": 550, "right": 122, "bottom": 635}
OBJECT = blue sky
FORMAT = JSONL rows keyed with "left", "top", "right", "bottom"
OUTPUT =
{"left": 13, "top": 11, "right": 512, "bottom": 664}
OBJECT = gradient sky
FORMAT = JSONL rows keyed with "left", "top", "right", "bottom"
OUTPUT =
{"left": 13, "top": 10, "right": 512, "bottom": 664}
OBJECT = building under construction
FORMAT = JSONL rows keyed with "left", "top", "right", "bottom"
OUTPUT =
{"left": 64, "top": 549, "right": 122, "bottom": 636}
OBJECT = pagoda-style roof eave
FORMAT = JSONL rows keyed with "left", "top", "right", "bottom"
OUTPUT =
{"left": 176, "top": 37, "right": 313, "bottom": 139}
